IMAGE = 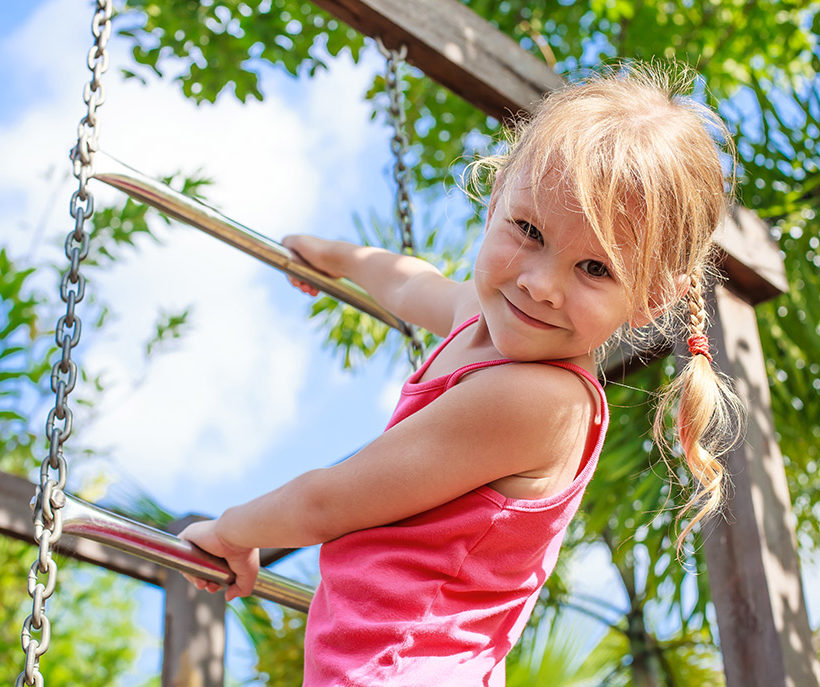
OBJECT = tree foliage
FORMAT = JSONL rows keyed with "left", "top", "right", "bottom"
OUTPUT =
{"left": 235, "top": 598, "right": 307, "bottom": 685}
{"left": 726, "top": 77, "right": 820, "bottom": 547}
{"left": 0, "top": 538, "right": 148, "bottom": 685}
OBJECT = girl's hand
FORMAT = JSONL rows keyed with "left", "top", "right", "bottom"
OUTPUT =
{"left": 282, "top": 234, "right": 340, "bottom": 297}
{"left": 178, "top": 519, "right": 260, "bottom": 602}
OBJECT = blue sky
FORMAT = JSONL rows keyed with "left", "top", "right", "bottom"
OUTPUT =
{"left": 2, "top": 1, "right": 817, "bottom": 683}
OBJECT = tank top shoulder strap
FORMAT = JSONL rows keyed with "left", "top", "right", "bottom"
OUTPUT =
{"left": 445, "top": 314, "right": 481, "bottom": 343}
{"left": 444, "top": 358, "right": 516, "bottom": 390}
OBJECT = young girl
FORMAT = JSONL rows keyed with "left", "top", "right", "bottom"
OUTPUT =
{"left": 179, "top": 64, "right": 740, "bottom": 685}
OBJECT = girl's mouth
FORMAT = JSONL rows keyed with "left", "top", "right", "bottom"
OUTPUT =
{"left": 505, "top": 298, "right": 558, "bottom": 330}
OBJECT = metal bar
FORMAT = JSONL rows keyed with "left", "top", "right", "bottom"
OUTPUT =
{"left": 61, "top": 493, "right": 314, "bottom": 613}
{"left": 91, "top": 151, "right": 413, "bottom": 337}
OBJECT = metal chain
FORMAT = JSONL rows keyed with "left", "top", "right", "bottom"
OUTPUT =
{"left": 377, "top": 40, "right": 415, "bottom": 256}
{"left": 16, "top": 2, "right": 112, "bottom": 686}
{"left": 376, "top": 38, "right": 424, "bottom": 370}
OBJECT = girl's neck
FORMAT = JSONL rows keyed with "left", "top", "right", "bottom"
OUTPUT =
{"left": 469, "top": 313, "right": 599, "bottom": 376}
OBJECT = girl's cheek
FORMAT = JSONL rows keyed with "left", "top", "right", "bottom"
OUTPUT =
{"left": 476, "top": 247, "right": 508, "bottom": 276}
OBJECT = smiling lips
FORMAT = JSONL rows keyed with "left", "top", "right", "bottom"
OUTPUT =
{"left": 505, "top": 298, "right": 558, "bottom": 330}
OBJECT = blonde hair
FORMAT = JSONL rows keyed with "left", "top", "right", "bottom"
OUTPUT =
{"left": 470, "top": 61, "right": 744, "bottom": 553}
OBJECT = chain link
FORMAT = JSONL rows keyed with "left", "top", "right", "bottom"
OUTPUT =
{"left": 376, "top": 38, "right": 424, "bottom": 371}
{"left": 16, "top": 2, "right": 112, "bottom": 685}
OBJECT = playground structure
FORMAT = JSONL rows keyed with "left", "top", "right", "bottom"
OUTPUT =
{"left": 3, "top": 1, "right": 819, "bottom": 685}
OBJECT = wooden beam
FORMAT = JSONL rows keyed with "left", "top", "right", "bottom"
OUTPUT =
{"left": 0, "top": 470, "right": 165, "bottom": 586}
{"left": 715, "top": 205, "right": 789, "bottom": 305}
{"left": 311, "top": 0, "right": 564, "bottom": 123}
{"left": 690, "top": 286, "right": 820, "bottom": 687}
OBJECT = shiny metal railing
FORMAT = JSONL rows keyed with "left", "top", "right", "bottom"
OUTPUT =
{"left": 92, "top": 151, "right": 413, "bottom": 337}
{"left": 61, "top": 493, "right": 314, "bottom": 612}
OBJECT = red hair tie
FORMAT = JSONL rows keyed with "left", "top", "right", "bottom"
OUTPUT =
{"left": 687, "top": 334, "right": 713, "bottom": 362}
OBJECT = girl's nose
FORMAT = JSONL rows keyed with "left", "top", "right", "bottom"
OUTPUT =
{"left": 516, "top": 264, "right": 565, "bottom": 308}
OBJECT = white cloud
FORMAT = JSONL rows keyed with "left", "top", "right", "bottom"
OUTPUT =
{"left": 79, "top": 225, "right": 309, "bottom": 489}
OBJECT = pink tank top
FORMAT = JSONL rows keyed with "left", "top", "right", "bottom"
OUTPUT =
{"left": 303, "top": 316, "right": 608, "bottom": 686}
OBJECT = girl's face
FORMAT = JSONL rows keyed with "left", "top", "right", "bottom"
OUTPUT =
{"left": 474, "top": 171, "right": 635, "bottom": 371}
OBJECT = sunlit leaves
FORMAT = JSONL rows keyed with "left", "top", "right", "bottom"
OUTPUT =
{"left": 0, "top": 539, "right": 146, "bottom": 686}
{"left": 145, "top": 308, "right": 192, "bottom": 356}
{"left": 0, "top": 250, "right": 48, "bottom": 474}
{"left": 235, "top": 597, "right": 306, "bottom": 686}
{"left": 119, "top": 0, "right": 364, "bottom": 103}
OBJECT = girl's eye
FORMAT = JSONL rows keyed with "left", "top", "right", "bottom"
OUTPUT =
{"left": 515, "top": 220, "right": 543, "bottom": 244}
{"left": 580, "top": 260, "right": 610, "bottom": 278}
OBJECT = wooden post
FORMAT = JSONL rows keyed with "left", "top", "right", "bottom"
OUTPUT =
{"left": 690, "top": 284, "right": 820, "bottom": 687}
{"left": 162, "top": 516, "right": 226, "bottom": 687}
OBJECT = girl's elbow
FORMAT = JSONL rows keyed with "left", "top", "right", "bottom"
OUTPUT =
{"left": 298, "top": 469, "right": 352, "bottom": 544}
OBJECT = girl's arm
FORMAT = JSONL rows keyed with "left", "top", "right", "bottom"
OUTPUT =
{"left": 282, "top": 234, "right": 467, "bottom": 337}
{"left": 179, "top": 363, "right": 597, "bottom": 599}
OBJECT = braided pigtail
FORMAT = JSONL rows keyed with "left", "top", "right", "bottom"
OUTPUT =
{"left": 654, "top": 270, "right": 744, "bottom": 555}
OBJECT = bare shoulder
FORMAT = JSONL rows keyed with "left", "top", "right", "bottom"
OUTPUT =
{"left": 456, "top": 361, "right": 600, "bottom": 480}
{"left": 463, "top": 360, "right": 597, "bottom": 408}
{"left": 471, "top": 363, "right": 601, "bottom": 497}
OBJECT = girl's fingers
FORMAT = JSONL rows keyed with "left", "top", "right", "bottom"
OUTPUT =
{"left": 284, "top": 239, "right": 326, "bottom": 297}
{"left": 223, "top": 551, "right": 259, "bottom": 601}
{"left": 287, "top": 276, "right": 320, "bottom": 297}
{"left": 226, "top": 570, "right": 256, "bottom": 601}
{"left": 181, "top": 572, "right": 202, "bottom": 586}
{"left": 182, "top": 573, "right": 223, "bottom": 594}
{"left": 177, "top": 520, "right": 259, "bottom": 600}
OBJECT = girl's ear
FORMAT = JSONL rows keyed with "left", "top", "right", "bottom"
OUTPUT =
{"left": 630, "top": 274, "right": 690, "bottom": 328}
